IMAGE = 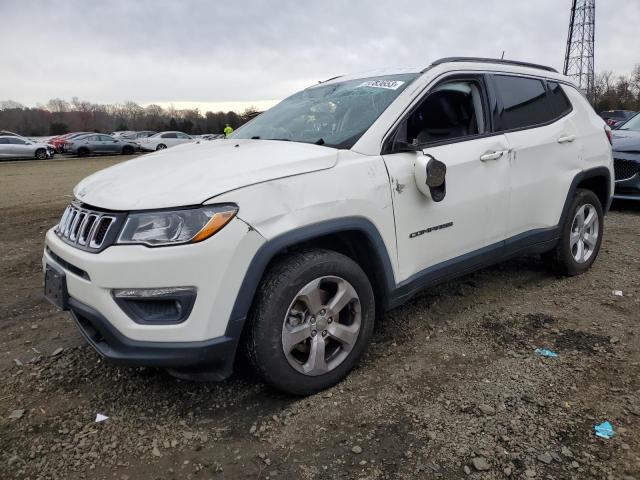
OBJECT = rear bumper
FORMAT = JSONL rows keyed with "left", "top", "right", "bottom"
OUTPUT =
{"left": 70, "top": 298, "right": 237, "bottom": 379}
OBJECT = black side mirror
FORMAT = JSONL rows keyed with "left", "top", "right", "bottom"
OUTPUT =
{"left": 425, "top": 154, "right": 447, "bottom": 202}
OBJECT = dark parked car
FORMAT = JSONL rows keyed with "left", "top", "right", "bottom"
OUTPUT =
{"left": 600, "top": 110, "right": 636, "bottom": 128}
{"left": 611, "top": 113, "right": 640, "bottom": 200}
{"left": 65, "top": 134, "right": 137, "bottom": 156}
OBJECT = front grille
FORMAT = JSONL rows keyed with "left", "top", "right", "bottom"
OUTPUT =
{"left": 614, "top": 158, "right": 640, "bottom": 181}
{"left": 55, "top": 203, "right": 121, "bottom": 252}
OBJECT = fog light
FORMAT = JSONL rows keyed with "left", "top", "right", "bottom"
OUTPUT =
{"left": 112, "top": 287, "right": 197, "bottom": 324}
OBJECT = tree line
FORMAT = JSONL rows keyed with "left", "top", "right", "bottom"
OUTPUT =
{"left": 0, "top": 98, "right": 261, "bottom": 136}
{"left": 592, "top": 65, "right": 640, "bottom": 113}
{"left": 1, "top": 64, "right": 639, "bottom": 137}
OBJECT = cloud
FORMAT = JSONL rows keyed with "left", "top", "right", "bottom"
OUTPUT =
{"left": 1, "top": 0, "right": 638, "bottom": 109}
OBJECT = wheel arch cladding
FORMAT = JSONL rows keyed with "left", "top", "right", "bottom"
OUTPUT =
{"left": 575, "top": 171, "right": 611, "bottom": 214}
{"left": 224, "top": 217, "right": 397, "bottom": 340}
{"left": 559, "top": 167, "right": 611, "bottom": 223}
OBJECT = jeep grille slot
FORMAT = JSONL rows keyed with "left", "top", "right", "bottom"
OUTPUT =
{"left": 55, "top": 204, "right": 117, "bottom": 251}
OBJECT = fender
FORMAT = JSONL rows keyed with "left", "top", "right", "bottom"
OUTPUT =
{"left": 559, "top": 166, "right": 612, "bottom": 222}
{"left": 224, "top": 217, "right": 397, "bottom": 339}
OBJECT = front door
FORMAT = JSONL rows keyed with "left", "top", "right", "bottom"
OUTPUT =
{"left": 382, "top": 75, "right": 511, "bottom": 283}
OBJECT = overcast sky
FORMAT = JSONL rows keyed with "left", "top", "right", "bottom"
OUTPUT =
{"left": 1, "top": 0, "right": 638, "bottom": 112}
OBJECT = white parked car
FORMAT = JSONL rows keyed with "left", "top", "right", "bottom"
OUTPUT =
{"left": 43, "top": 57, "right": 613, "bottom": 395}
{"left": 137, "top": 131, "right": 195, "bottom": 151}
{"left": 0, "top": 135, "right": 54, "bottom": 159}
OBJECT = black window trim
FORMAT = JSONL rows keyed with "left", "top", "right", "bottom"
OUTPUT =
{"left": 488, "top": 73, "right": 574, "bottom": 135}
{"left": 380, "top": 69, "right": 576, "bottom": 155}
{"left": 382, "top": 73, "right": 495, "bottom": 154}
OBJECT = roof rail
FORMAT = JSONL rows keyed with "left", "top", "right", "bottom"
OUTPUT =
{"left": 428, "top": 57, "right": 558, "bottom": 73}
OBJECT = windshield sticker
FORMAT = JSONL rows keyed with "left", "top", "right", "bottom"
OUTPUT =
{"left": 357, "top": 80, "right": 405, "bottom": 90}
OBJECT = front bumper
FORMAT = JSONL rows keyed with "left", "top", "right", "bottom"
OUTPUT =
{"left": 70, "top": 298, "right": 237, "bottom": 377}
{"left": 43, "top": 216, "right": 265, "bottom": 372}
{"left": 613, "top": 154, "right": 640, "bottom": 200}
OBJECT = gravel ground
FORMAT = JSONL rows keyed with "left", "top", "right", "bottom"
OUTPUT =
{"left": 0, "top": 156, "right": 639, "bottom": 480}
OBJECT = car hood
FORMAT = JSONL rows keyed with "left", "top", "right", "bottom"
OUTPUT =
{"left": 73, "top": 139, "right": 338, "bottom": 210}
{"left": 612, "top": 130, "right": 640, "bottom": 153}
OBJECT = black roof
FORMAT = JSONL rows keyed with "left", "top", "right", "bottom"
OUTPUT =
{"left": 428, "top": 57, "right": 558, "bottom": 73}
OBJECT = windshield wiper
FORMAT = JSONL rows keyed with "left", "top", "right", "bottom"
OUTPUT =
{"left": 251, "top": 136, "right": 261, "bottom": 139}
{"left": 314, "top": 138, "right": 325, "bottom": 145}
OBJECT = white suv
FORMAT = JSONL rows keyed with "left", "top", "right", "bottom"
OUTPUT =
{"left": 43, "top": 58, "right": 614, "bottom": 395}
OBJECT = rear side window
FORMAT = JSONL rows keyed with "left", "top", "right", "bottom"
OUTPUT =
{"left": 546, "top": 81, "right": 572, "bottom": 118}
{"left": 493, "top": 75, "right": 573, "bottom": 131}
{"left": 162, "top": 133, "right": 177, "bottom": 139}
{"left": 493, "top": 75, "right": 549, "bottom": 130}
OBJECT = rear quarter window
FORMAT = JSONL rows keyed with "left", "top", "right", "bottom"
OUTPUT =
{"left": 546, "top": 81, "right": 572, "bottom": 118}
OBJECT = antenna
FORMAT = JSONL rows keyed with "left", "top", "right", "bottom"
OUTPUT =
{"left": 563, "top": 0, "right": 595, "bottom": 101}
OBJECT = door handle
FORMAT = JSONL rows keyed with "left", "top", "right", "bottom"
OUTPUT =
{"left": 480, "top": 150, "right": 505, "bottom": 162}
{"left": 557, "top": 135, "right": 576, "bottom": 144}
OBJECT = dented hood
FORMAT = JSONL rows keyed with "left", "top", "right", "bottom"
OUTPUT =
{"left": 74, "top": 139, "right": 338, "bottom": 210}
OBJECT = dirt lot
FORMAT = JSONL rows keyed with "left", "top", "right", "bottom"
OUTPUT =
{"left": 1, "top": 156, "right": 639, "bottom": 480}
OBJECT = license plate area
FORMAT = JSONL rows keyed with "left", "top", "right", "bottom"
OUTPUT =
{"left": 44, "top": 263, "right": 69, "bottom": 310}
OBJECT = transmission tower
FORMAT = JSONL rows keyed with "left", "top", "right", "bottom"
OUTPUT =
{"left": 563, "top": 0, "right": 596, "bottom": 101}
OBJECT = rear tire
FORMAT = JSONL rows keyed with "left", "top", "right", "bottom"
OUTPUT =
{"left": 543, "top": 189, "right": 604, "bottom": 276}
{"left": 245, "top": 249, "right": 375, "bottom": 395}
{"left": 156, "top": 144, "right": 167, "bottom": 150}
{"left": 35, "top": 148, "right": 47, "bottom": 160}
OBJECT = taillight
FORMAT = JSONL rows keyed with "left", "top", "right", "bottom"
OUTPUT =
{"left": 605, "top": 127, "right": 613, "bottom": 145}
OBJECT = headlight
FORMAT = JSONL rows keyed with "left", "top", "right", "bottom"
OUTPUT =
{"left": 116, "top": 204, "right": 237, "bottom": 246}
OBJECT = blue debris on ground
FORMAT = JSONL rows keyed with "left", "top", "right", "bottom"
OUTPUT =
{"left": 535, "top": 348, "right": 559, "bottom": 358}
{"left": 594, "top": 421, "right": 615, "bottom": 439}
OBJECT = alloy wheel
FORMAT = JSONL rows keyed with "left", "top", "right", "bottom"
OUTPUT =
{"left": 281, "top": 276, "right": 361, "bottom": 376}
{"left": 570, "top": 203, "right": 599, "bottom": 263}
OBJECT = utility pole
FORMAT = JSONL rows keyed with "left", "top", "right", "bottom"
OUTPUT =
{"left": 563, "top": 0, "right": 596, "bottom": 102}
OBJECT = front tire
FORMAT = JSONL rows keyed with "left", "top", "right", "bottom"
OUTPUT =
{"left": 122, "top": 145, "right": 134, "bottom": 155}
{"left": 77, "top": 147, "right": 90, "bottom": 157}
{"left": 544, "top": 189, "right": 604, "bottom": 276}
{"left": 35, "top": 148, "right": 47, "bottom": 160}
{"left": 246, "top": 249, "right": 375, "bottom": 395}
{"left": 156, "top": 144, "right": 167, "bottom": 150}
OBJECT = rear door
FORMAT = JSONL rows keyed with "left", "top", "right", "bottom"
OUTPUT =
{"left": 8, "top": 137, "right": 31, "bottom": 158}
{"left": 490, "top": 75, "right": 579, "bottom": 239}
{"left": 162, "top": 132, "right": 177, "bottom": 147}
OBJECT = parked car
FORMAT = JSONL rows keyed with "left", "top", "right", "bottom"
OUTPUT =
{"left": 600, "top": 110, "right": 636, "bottom": 128}
{"left": 0, "top": 135, "right": 54, "bottom": 159}
{"left": 137, "top": 131, "right": 195, "bottom": 151}
{"left": 110, "top": 131, "right": 136, "bottom": 138}
{"left": 0, "top": 130, "right": 22, "bottom": 137}
{"left": 48, "top": 132, "right": 93, "bottom": 153}
{"left": 44, "top": 57, "right": 613, "bottom": 395}
{"left": 121, "top": 131, "right": 157, "bottom": 140}
{"left": 611, "top": 112, "right": 640, "bottom": 200}
{"left": 65, "top": 134, "right": 137, "bottom": 156}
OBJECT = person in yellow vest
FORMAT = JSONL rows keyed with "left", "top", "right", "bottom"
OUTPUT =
{"left": 223, "top": 124, "right": 233, "bottom": 137}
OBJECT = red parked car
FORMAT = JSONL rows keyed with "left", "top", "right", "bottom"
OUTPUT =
{"left": 48, "top": 132, "right": 92, "bottom": 153}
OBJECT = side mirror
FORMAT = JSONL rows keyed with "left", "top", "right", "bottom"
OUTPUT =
{"left": 414, "top": 153, "right": 447, "bottom": 202}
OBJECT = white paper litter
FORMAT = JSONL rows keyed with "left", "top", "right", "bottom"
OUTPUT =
{"left": 612, "top": 290, "right": 623, "bottom": 297}
{"left": 95, "top": 413, "right": 109, "bottom": 423}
